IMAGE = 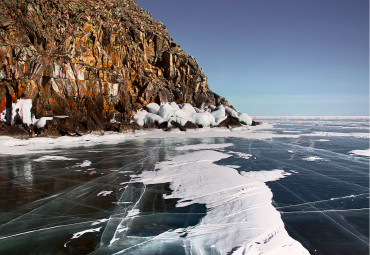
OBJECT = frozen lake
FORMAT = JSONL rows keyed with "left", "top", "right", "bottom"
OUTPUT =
{"left": 0, "top": 117, "right": 368, "bottom": 254}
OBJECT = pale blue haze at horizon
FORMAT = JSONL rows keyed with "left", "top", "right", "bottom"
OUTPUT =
{"left": 137, "top": 0, "right": 369, "bottom": 116}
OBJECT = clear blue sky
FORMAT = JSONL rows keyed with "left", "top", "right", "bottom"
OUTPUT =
{"left": 137, "top": 0, "right": 369, "bottom": 116}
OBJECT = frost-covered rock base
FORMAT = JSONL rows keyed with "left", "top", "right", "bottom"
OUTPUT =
{"left": 132, "top": 102, "right": 253, "bottom": 130}
{"left": 0, "top": 99, "right": 57, "bottom": 137}
{"left": 0, "top": 99, "right": 258, "bottom": 138}
{"left": 0, "top": 98, "right": 86, "bottom": 137}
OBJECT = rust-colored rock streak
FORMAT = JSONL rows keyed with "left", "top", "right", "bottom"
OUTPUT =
{"left": 0, "top": 0, "right": 229, "bottom": 131}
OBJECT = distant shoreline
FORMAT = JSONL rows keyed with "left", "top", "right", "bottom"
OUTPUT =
{"left": 254, "top": 116, "right": 369, "bottom": 119}
{"left": 1, "top": 118, "right": 369, "bottom": 156}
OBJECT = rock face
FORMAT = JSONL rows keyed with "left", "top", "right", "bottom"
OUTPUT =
{"left": 0, "top": 0, "right": 229, "bottom": 133}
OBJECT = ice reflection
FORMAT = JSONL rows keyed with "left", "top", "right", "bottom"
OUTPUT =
{"left": 23, "top": 162, "right": 33, "bottom": 184}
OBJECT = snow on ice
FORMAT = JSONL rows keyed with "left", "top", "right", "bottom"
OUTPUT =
{"left": 135, "top": 144, "right": 309, "bottom": 255}
{"left": 302, "top": 156, "right": 326, "bottom": 162}
{"left": 349, "top": 149, "right": 370, "bottom": 157}
{"left": 75, "top": 160, "right": 92, "bottom": 167}
{"left": 71, "top": 227, "right": 102, "bottom": 239}
{"left": 33, "top": 155, "right": 75, "bottom": 162}
{"left": 97, "top": 191, "right": 113, "bottom": 197}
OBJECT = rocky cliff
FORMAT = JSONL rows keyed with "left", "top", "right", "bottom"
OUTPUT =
{"left": 0, "top": 0, "right": 229, "bottom": 135}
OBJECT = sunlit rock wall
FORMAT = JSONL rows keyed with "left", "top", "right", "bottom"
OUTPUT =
{"left": 0, "top": 0, "right": 229, "bottom": 130}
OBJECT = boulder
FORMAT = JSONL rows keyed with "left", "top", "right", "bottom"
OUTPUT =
{"left": 129, "top": 122, "right": 142, "bottom": 131}
{"left": 144, "top": 122, "right": 157, "bottom": 129}
{"left": 183, "top": 121, "right": 198, "bottom": 129}
{"left": 251, "top": 120, "right": 263, "bottom": 126}
{"left": 158, "top": 121, "right": 168, "bottom": 129}
{"left": 109, "top": 122, "right": 121, "bottom": 132}
{"left": 170, "top": 120, "right": 186, "bottom": 131}
{"left": 218, "top": 116, "right": 242, "bottom": 128}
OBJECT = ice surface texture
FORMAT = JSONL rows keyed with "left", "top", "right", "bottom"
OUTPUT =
{"left": 0, "top": 117, "right": 368, "bottom": 255}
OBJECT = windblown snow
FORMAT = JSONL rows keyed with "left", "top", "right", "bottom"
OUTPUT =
{"left": 135, "top": 144, "right": 309, "bottom": 255}
{"left": 349, "top": 149, "right": 370, "bottom": 157}
{"left": 97, "top": 191, "right": 113, "bottom": 197}
{"left": 33, "top": 155, "right": 75, "bottom": 162}
{"left": 76, "top": 160, "right": 92, "bottom": 167}
{"left": 302, "top": 156, "right": 326, "bottom": 162}
{"left": 71, "top": 227, "right": 101, "bottom": 239}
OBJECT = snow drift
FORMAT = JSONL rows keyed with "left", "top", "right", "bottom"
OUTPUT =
{"left": 134, "top": 144, "right": 309, "bottom": 255}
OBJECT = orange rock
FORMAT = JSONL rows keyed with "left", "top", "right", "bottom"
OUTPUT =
{"left": 0, "top": 0, "right": 228, "bottom": 133}
{"left": 0, "top": 98, "right": 6, "bottom": 112}
{"left": 83, "top": 23, "right": 93, "bottom": 32}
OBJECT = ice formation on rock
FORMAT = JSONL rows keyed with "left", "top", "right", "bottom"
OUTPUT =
{"left": 0, "top": 98, "right": 54, "bottom": 128}
{"left": 132, "top": 102, "right": 253, "bottom": 127}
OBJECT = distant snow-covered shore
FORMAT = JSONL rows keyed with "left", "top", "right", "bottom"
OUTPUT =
{"left": 1, "top": 118, "right": 369, "bottom": 155}
{"left": 0, "top": 124, "right": 272, "bottom": 155}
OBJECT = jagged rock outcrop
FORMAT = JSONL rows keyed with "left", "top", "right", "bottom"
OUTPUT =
{"left": 0, "top": 0, "right": 229, "bottom": 134}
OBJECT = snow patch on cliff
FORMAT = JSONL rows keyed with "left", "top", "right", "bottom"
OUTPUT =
{"left": 0, "top": 98, "right": 54, "bottom": 128}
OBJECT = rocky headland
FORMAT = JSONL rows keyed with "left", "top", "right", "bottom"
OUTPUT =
{"left": 0, "top": 0, "right": 257, "bottom": 138}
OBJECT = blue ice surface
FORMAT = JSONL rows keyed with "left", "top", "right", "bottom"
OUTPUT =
{"left": 0, "top": 117, "right": 368, "bottom": 254}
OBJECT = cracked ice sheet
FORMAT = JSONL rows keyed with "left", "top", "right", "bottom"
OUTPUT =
{"left": 175, "top": 143, "right": 233, "bottom": 151}
{"left": 135, "top": 145, "right": 309, "bottom": 255}
{"left": 1, "top": 118, "right": 369, "bottom": 156}
{"left": 0, "top": 123, "right": 283, "bottom": 155}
